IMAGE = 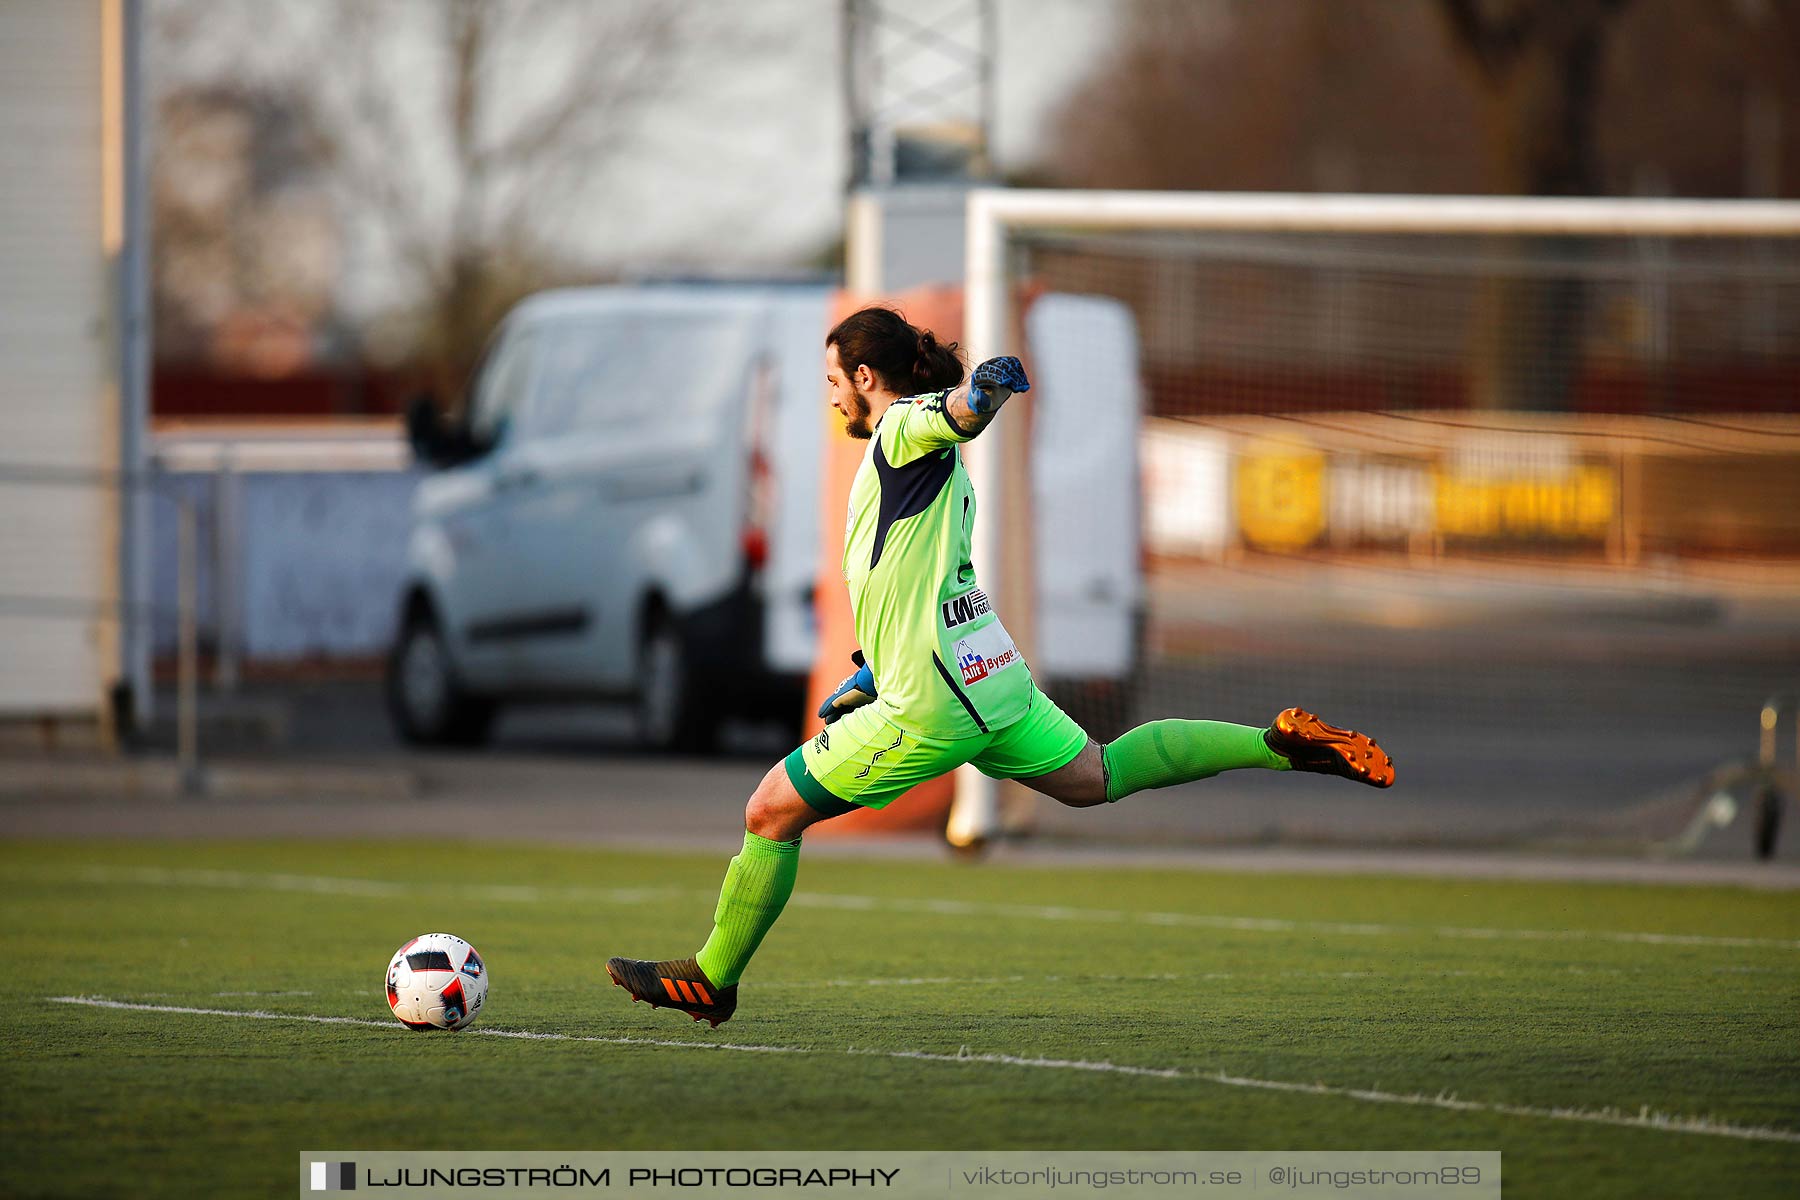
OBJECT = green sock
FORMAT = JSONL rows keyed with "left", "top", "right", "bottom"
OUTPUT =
{"left": 1102, "top": 719, "right": 1290, "bottom": 803}
{"left": 694, "top": 830, "right": 801, "bottom": 987}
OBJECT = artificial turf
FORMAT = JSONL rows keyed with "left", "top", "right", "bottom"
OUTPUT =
{"left": 2, "top": 839, "right": 1796, "bottom": 1198}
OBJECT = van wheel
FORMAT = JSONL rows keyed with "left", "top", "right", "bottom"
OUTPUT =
{"left": 636, "top": 614, "right": 717, "bottom": 754}
{"left": 387, "top": 610, "right": 497, "bottom": 746}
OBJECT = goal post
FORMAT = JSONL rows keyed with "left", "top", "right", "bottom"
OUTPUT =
{"left": 946, "top": 189, "right": 1800, "bottom": 851}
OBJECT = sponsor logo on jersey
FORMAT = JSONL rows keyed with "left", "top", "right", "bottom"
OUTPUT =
{"left": 956, "top": 641, "right": 1019, "bottom": 685}
{"left": 940, "top": 587, "right": 991, "bottom": 630}
{"left": 955, "top": 639, "right": 987, "bottom": 685}
{"left": 952, "top": 622, "right": 1022, "bottom": 688}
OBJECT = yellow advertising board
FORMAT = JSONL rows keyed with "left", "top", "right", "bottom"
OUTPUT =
{"left": 1235, "top": 445, "right": 1328, "bottom": 550}
{"left": 1433, "top": 465, "right": 1616, "bottom": 540}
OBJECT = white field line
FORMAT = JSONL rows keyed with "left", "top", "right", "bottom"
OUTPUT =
{"left": 36, "top": 865, "right": 685, "bottom": 906}
{"left": 755, "top": 976, "right": 1030, "bottom": 989}
{"left": 103, "top": 972, "right": 1464, "bottom": 1003}
{"left": 21, "top": 864, "right": 1800, "bottom": 952}
{"left": 753, "top": 971, "right": 1441, "bottom": 989}
{"left": 49, "top": 995, "right": 1800, "bottom": 1146}
{"left": 756, "top": 974, "right": 1187, "bottom": 989}
{"left": 1199, "top": 1071, "right": 1800, "bottom": 1145}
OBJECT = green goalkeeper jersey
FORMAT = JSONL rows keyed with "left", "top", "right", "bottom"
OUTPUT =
{"left": 840, "top": 389, "right": 1034, "bottom": 739}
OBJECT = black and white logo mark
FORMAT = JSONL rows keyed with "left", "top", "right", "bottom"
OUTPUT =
{"left": 940, "top": 587, "right": 991, "bottom": 630}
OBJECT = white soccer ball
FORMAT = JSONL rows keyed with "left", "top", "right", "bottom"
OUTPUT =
{"left": 386, "top": 933, "right": 487, "bottom": 1030}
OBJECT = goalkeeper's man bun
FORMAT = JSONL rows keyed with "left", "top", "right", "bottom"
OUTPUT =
{"left": 827, "top": 306, "right": 965, "bottom": 397}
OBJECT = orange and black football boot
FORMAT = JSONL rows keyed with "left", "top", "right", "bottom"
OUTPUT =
{"left": 605, "top": 956, "right": 737, "bottom": 1027}
{"left": 1263, "top": 707, "right": 1395, "bottom": 789}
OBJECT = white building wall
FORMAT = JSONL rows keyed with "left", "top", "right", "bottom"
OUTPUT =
{"left": 0, "top": 1, "right": 116, "bottom": 716}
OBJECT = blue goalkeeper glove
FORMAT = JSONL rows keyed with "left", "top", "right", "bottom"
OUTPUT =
{"left": 968, "top": 356, "right": 1030, "bottom": 414}
{"left": 818, "top": 650, "right": 877, "bottom": 724}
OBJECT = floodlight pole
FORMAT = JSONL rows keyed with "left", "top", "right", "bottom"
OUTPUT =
{"left": 843, "top": 0, "right": 995, "bottom": 191}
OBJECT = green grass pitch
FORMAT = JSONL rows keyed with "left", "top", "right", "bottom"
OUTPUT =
{"left": 2, "top": 839, "right": 1796, "bottom": 1198}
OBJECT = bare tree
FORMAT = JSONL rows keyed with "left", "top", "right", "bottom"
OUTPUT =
{"left": 297, "top": 0, "right": 700, "bottom": 403}
{"left": 1042, "top": 0, "right": 1655, "bottom": 411}
{"left": 1435, "top": 1, "right": 1632, "bottom": 408}
{"left": 1047, "top": 0, "right": 1797, "bottom": 198}
{"left": 1600, "top": 0, "right": 1800, "bottom": 199}
{"left": 1437, "top": 0, "right": 1630, "bottom": 194}
{"left": 1045, "top": 1, "right": 1483, "bottom": 195}
{"left": 151, "top": 0, "right": 702, "bottom": 407}
{"left": 152, "top": 83, "right": 343, "bottom": 373}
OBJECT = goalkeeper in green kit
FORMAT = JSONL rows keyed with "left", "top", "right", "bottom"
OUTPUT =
{"left": 606, "top": 307, "right": 1394, "bottom": 1027}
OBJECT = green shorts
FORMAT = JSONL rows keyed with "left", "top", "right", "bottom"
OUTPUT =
{"left": 784, "top": 682, "right": 1090, "bottom": 818}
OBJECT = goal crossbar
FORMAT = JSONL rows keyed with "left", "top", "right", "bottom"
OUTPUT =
{"left": 971, "top": 189, "right": 1800, "bottom": 243}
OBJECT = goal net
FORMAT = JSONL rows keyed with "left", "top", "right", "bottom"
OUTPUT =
{"left": 953, "top": 192, "right": 1800, "bottom": 856}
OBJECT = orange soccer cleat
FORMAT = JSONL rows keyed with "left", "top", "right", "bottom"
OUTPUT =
{"left": 1263, "top": 707, "right": 1395, "bottom": 789}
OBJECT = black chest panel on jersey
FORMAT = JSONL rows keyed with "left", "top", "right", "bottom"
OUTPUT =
{"left": 868, "top": 441, "right": 956, "bottom": 572}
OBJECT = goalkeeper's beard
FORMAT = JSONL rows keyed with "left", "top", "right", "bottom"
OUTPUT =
{"left": 843, "top": 386, "right": 875, "bottom": 440}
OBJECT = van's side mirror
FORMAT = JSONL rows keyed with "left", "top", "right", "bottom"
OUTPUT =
{"left": 405, "top": 392, "right": 454, "bottom": 467}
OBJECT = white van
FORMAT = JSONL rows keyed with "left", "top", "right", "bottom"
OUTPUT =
{"left": 387, "top": 284, "right": 1144, "bottom": 753}
{"left": 388, "top": 285, "right": 830, "bottom": 750}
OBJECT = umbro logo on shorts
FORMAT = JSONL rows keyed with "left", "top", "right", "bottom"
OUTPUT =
{"left": 813, "top": 728, "right": 829, "bottom": 754}
{"left": 940, "top": 586, "right": 991, "bottom": 630}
